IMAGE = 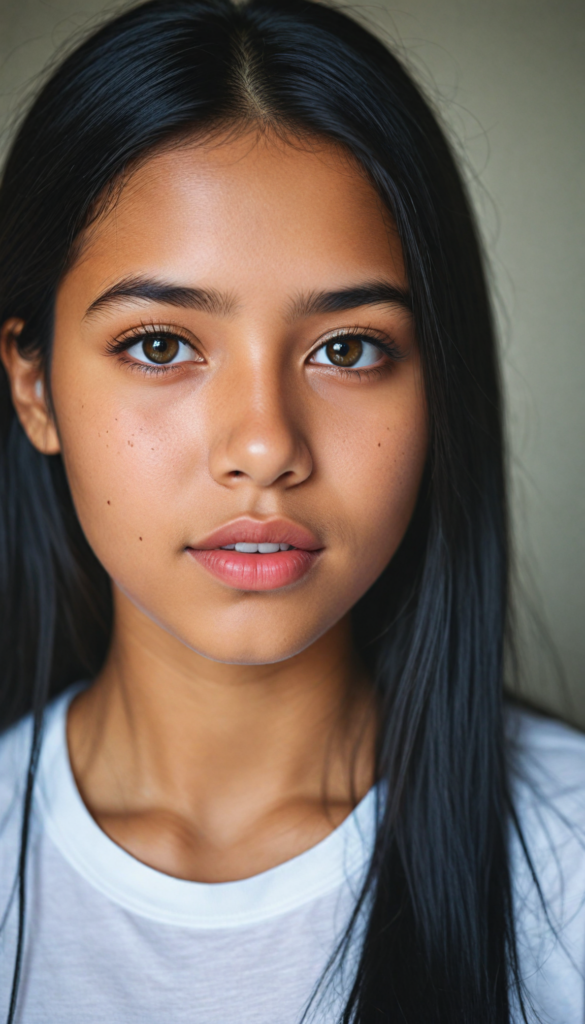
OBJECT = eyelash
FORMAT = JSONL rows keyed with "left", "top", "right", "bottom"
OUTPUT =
{"left": 309, "top": 328, "right": 402, "bottom": 378}
{"left": 106, "top": 325, "right": 198, "bottom": 375}
{"left": 107, "top": 325, "right": 402, "bottom": 376}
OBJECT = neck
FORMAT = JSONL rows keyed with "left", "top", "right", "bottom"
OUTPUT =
{"left": 67, "top": 587, "right": 376, "bottom": 882}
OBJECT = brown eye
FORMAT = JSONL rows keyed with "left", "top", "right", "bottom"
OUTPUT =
{"left": 312, "top": 335, "right": 388, "bottom": 371}
{"left": 325, "top": 337, "right": 364, "bottom": 367}
{"left": 141, "top": 335, "right": 180, "bottom": 364}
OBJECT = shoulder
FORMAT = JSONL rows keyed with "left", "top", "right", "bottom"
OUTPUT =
{"left": 0, "top": 713, "right": 32, "bottom": 906}
{"left": 507, "top": 705, "right": 585, "bottom": 1021}
{"left": 0, "top": 712, "right": 32, "bottom": 826}
{"left": 508, "top": 701, "right": 585, "bottom": 771}
{"left": 0, "top": 686, "right": 82, "bottom": 889}
{"left": 0, "top": 687, "right": 77, "bottom": 841}
{"left": 507, "top": 704, "right": 585, "bottom": 890}
{"left": 507, "top": 703, "right": 585, "bottom": 822}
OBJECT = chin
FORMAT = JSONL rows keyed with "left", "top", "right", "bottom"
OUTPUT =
{"left": 184, "top": 618, "right": 330, "bottom": 667}
{"left": 190, "top": 637, "right": 312, "bottom": 667}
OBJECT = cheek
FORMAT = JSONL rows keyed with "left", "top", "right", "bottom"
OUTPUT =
{"left": 51, "top": 367, "right": 207, "bottom": 577}
{"left": 319, "top": 388, "right": 427, "bottom": 585}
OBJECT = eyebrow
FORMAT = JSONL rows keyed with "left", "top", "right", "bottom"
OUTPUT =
{"left": 84, "top": 277, "right": 237, "bottom": 319}
{"left": 83, "top": 275, "right": 411, "bottom": 322}
{"left": 288, "top": 282, "right": 412, "bottom": 320}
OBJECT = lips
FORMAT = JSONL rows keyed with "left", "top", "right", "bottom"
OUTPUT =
{"left": 186, "top": 518, "right": 322, "bottom": 591}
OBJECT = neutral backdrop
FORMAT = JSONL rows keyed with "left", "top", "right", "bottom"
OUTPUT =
{"left": 1, "top": 0, "right": 583, "bottom": 723}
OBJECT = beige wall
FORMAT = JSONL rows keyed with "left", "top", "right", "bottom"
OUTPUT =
{"left": 1, "top": 0, "right": 584, "bottom": 722}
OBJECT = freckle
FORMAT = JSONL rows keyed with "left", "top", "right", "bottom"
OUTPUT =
{"left": 139, "top": 536, "right": 142, "bottom": 541}
{"left": 107, "top": 500, "right": 111, "bottom": 505}
{"left": 378, "top": 442, "right": 381, "bottom": 447}
{"left": 128, "top": 440, "right": 134, "bottom": 447}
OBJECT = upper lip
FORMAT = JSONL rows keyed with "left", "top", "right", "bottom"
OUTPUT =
{"left": 190, "top": 517, "right": 323, "bottom": 551}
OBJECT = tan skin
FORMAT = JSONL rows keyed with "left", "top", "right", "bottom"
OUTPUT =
{"left": 1, "top": 131, "right": 427, "bottom": 883}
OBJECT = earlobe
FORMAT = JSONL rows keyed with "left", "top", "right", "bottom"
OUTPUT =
{"left": 0, "top": 318, "right": 61, "bottom": 455}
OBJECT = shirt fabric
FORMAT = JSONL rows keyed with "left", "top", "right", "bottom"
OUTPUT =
{"left": 0, "top": 686, "right": 584, "bottom": 1023}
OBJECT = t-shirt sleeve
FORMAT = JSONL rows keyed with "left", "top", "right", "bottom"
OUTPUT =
{"left": 0, "top": 716, "right": 31, "bottom": 921}
{"left": 508, "top": 707, "right": 585, "bottom": 1024}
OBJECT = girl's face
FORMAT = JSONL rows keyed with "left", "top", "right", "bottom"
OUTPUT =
{"left": 45, "top": 133, "right": 427, "bottom": 664}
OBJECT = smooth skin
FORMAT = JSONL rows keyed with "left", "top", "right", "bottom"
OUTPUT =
{"left": 1, "top": 131, "right": 427, "bottom": 883}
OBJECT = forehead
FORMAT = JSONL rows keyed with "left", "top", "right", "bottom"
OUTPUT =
{"left": 64, "top": 131, "right": 405, "bottom": 303}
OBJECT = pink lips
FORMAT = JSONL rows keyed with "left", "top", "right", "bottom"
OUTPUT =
{"left": 187, "top": 518, "right": 322, "bottom": 591}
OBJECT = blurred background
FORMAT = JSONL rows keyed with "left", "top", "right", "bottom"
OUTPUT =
{"left": 1, "top": 0, "right": 583, "bottom": 723}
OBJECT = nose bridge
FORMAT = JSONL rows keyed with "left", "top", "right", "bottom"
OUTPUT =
{"left": 208, "top": 350, "right": 312, "bottom": 489}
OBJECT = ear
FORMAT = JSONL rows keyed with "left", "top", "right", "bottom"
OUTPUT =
{"left": 0, "top": 319, "right": 61, "bottom": 455}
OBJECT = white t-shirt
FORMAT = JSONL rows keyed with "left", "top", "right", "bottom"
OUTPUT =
{"left": 0, "top": 687, "right": 584, "bottom": 1023}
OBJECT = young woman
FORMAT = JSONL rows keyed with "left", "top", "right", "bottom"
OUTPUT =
{"left": 0, "top": 0, "right": 583, "bottom": 1021}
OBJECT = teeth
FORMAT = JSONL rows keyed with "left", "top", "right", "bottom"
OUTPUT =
{"left": 220, "top": 542, "right": 293, "bottom": 553}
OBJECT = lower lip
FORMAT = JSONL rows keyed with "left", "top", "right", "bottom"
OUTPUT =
{"left": 188, "top": 548, "right": 320, "bottom": 591}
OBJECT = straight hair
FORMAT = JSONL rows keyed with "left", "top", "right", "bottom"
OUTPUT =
{"left": 0, "top": 1, "right": 527, "bottom": 1020}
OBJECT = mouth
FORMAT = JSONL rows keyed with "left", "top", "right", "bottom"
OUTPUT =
{"left": 186, "top": 518, "right": 323, "bottom": 591}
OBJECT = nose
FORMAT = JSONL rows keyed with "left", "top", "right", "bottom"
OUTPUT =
{"left": 208, "top": 370, "right": 313, "bottom": 490}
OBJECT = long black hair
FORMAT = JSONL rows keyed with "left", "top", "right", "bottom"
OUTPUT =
{"left": 0, "top": 1, "right": 525, "bottom": 1020}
